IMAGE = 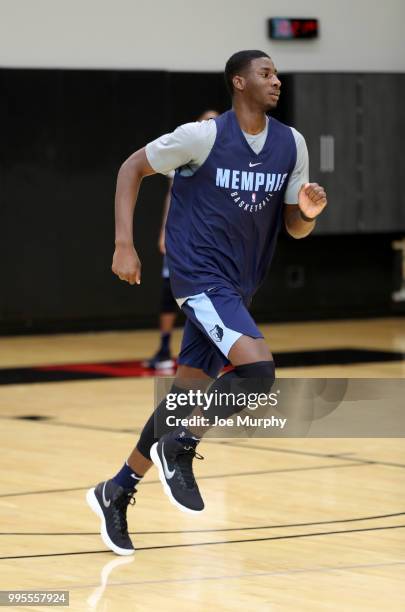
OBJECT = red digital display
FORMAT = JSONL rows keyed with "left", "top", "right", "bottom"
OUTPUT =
{"left": 268, "top": 18, "right": 319, "bottom": 40}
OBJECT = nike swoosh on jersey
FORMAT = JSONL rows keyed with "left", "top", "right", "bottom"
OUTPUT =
{"left": 249, "top": 162, "right": 262, "bottom": 167}
{"left": 102, "top": 482, "right": 111, "bottom": 508}
{"left": 161, "top": 443, "right": 176, "bottom": 479}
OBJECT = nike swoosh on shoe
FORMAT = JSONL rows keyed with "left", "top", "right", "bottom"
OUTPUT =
{"left": 102, "top": 482, "right": 111, "bottom": 508}
{"left": 162, "top": 443, "right": 176, "bottom": 479}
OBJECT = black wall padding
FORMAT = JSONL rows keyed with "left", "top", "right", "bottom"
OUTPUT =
{"left": 0, "top": 68, "right": 403, "bottom": 334}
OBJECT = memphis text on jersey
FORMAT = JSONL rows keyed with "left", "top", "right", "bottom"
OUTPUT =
{"left": 216, "top": 167, "right": 288, "bottom": 213}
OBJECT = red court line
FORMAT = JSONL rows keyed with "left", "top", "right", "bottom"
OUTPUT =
{"left": 35, "top": 360, "right": 172, "bottom": 377}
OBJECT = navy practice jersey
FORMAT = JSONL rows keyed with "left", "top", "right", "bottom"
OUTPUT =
{"left": 164, "top": 110, "right": 297, "bottom": 300}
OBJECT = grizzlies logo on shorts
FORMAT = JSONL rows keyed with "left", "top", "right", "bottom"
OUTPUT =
{"left": 210, "top": 324, "right": 224, "bottom": 342}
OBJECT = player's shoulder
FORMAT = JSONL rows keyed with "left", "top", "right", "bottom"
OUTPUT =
{"left": 284, "top": 125, "right": 308, "bottom": 168}
{"left": 288, "top": 125, "right": 306, "bottom": 145}
{"left": 279, "top": 121, "right": 306, "bottom": 151}
{"left": 174, "top": 119, "right": 217, "bottom": 142}
{"left": 169, "top": 120, "right": 217, "bottom": 159}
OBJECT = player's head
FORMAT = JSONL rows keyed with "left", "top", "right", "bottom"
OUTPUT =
{"left": 197, "top": 109, "right": 219, "bottom": 121}
{"left": 225, "top": 50, "right": 281, "bottom": 111}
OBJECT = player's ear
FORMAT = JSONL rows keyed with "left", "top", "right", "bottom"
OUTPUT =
{"left": 232, "top": 75, "right": 245, "bottom": 92}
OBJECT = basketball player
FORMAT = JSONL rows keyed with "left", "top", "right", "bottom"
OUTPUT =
{"left": 145, "top": 110, "right": 219, "bottom": 369}
{"left": 87, "top": 50, "right": 327, "bottom": 555}
{"left": 142, "top": 174, "right": 176, "bottom": 370}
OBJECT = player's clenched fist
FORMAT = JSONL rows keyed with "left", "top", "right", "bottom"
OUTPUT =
{"left": 298, "top": 183, "right": 327, "bottom": 220}
{"left": 112, "top": 244, "right": 141, "bottom": 285}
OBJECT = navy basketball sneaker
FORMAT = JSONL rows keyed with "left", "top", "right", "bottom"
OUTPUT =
{"left": 150, "top": 428, "right": 204, "bottom": 513}
{"left": 86, "top": 480, "right": 136, "bottom": 555}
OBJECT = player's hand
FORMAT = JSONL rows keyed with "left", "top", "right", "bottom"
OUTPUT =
{"left": 112, "top": 244, "right": 141, "bottom": 285}
{"left": 158, "top": 229, "right": 166, "bottom": 254}
{"left": 298, "top": 183, "right": 327, "bottom": 220}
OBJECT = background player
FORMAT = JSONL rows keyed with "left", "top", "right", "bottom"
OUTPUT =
{"left": 87, "top": 50, "right": 327, "bottom": 555}
{"left": 145, "top": 110, "right": 219, "bottom": 370}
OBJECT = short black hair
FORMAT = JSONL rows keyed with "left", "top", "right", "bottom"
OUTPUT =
{"left": 224, "top": 50, "right": 270, "bottom": 96}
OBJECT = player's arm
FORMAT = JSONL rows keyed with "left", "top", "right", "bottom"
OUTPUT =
{"left": 112, "top": 148, "right": 156, "bottom": 285}
{"left": 284, "top": 184, "right": 327, "bottom": 239}
{"left": 113, "top": 122, "right": 203, "bottom": 284}
{"left": 282, "top": 129, "right": 327, "bottom": 239}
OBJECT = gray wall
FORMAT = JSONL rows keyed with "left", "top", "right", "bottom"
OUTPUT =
{"left": 0, "top": 0, "right": 404, "bottom": 72}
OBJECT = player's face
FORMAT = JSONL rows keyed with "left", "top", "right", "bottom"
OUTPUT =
{"left": 244, "top": 57, "right": 281, "bottom": 111}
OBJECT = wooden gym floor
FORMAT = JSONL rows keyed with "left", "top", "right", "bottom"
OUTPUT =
{"left": 0, "top": 317, "right": 404, "bottom": 611}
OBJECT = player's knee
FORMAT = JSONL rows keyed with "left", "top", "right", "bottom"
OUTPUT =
{"left": 234, "top": 360, "right": 275, "bottom": 394}
{"left": 202, "top": 361, "right": 275, "bottom": 420}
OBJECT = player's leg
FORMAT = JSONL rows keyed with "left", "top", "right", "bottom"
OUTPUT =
{"left": 150, "top": 287, "right": 276, "bottom": 512}
{"left": 181, "top": 289, "right": 276, "bottom": 425}
{"left": 182, "top": 334, "right": 275, "bottom": 435}
{"left": 229, "top": 334, "right": 272, "bottom": 364}
{"left": 86, "top": 323, "right": 215, "bottom": 555}
{"left": 128, "top": 362, "right": 211, "bottom": 475}
{"left": 141, "top": 334, "right": 271, "bottom": 472}
{"left": 149, "top": 319, "right": 226, "bottom": 513}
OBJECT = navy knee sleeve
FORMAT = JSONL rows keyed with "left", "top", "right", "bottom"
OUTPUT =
{"left": 234, "top": 360, "right": 275, "bottom": 394}
{"left": 204, "top": 360, "right": 275, "bottom": 421}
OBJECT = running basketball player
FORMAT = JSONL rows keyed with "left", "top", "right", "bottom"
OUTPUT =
{"left": 87, "top": 50, "right": 327, "bottom": 555}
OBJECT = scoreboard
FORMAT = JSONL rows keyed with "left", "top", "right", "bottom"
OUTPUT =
{"left": 268, "top": 18, "right": 319, "bottom": 40}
